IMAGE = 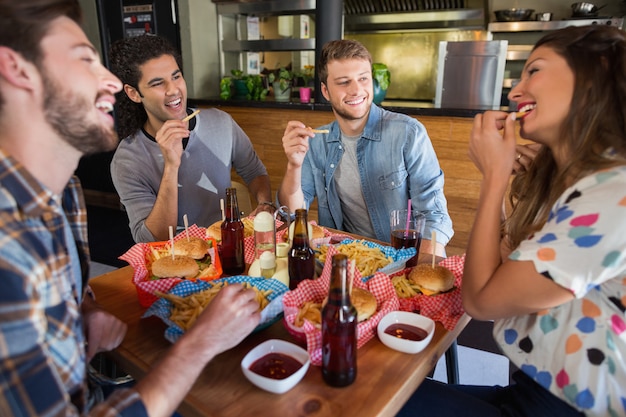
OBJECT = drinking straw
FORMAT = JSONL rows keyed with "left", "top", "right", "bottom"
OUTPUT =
{"left": 169, "top": 226, "right": 174, "bottom": 259}
{"left": 405, "top": 199, "right": 412, "bottom": 238}
{"left": 183, "top": 214, "right": 189, "bottom": 241}
{"left": 431, "top": 230, "right": 437, "bottom": 269}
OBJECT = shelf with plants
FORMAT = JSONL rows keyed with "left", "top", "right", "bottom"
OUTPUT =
{"left": 220, "top": 70, "right": 268, "bottom": 101}
{"left": 215, "top": 0, "right": 316, "bottom": 80}
{"left": 213, "top": 0, "right": 316, "bottom": 91}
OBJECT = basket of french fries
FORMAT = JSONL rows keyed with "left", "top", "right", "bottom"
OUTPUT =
{"left": 283, "top": 244, "right": 399, "bottom": 366}
{"left": 143, "top": 276, "right": 288, "bottom": 343}
{"left": 390, "top": 254, "right": 466, "bottom": 331}
{"left": 119, "top": 225, "right": 222, "bottom": 308}
{"left": 314, "top": 238, "right": 415, "bottom": 279}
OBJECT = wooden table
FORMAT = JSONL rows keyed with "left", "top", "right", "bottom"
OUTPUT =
{"left": 90, "top": 265, "right": 469, "bottom": 417}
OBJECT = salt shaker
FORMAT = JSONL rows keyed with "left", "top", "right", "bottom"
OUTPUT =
{"left": 253, "top": 211, "right": 276, "bottom": 260}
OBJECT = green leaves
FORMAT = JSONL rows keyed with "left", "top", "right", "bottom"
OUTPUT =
{"left": 372, "top": 63, "right": 390, "bottom": 91}
{"left": 220, "top": 71, "right": 268, "bottom": 101}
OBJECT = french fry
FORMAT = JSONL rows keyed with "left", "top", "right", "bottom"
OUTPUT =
{"left": 157, "top": 282, "right": 272, "bottom": 330}
{"left": 316, "top": 241, "right": 392, "bottom": 276}
{"left": 295, "top": 301, "right": 322, "bottom": 328}
{"left": 182, "top": 109, "right": 200, "bottom": 122}
{"left": 391, "top": 274, "right": 422, "bottom": 298}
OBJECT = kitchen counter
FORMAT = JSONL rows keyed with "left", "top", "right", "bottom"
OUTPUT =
{"left": 189, "top": 97, "right": 497, "bottom": 118}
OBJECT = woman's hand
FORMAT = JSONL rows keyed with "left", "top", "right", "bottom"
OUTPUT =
{"left": 513, "top": 143, "right": 542, "bottom": 174}
{"left": 469, "top": 111, "right": 518, "bottom": 184}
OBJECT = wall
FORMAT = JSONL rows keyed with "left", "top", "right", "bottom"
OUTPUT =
{"left": 178, "top": 0, "right": 220, "bottom": 98}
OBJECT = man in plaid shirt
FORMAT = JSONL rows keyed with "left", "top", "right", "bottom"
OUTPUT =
{"left": 0, "top": 1, "right": 261, "bottom": 415}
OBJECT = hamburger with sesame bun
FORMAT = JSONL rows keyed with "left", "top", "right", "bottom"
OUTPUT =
{"left": 315, "top": 287, "right": 377, "bottom": 324}
{"left": 172, "top": 237, "right": 210, "bottom": 260}
{"left": 350, "top": 287, "right": 377, "bottom": 322}
{"left": 151, "top": 255, "right": 199, "bottom": 279}
{"left": 408, "top": 264, "right": 455, "bottom": 296}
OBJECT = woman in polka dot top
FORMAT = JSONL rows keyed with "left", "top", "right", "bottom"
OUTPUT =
{"left": 397, "top": 24, "right": 626, "bottom": 417}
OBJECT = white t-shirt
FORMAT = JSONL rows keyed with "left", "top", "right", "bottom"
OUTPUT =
{"left": 494, "top": 165, "right": 626, "bottom": 416}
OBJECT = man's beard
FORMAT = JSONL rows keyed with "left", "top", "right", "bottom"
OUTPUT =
{"left": 42, "top": 72, "right": 118, "bottom": 156}
{"left": 328, "top": 92, "right": 370, "bottom": 123}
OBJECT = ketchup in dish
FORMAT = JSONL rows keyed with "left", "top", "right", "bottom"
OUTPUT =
{"left": 384, "top": 323, "right": 428, "bottom": 341}
{"left": 249, "top": 353, "right": 302, "bottom": 380}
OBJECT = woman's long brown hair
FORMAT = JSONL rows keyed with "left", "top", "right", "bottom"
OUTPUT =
{"left": 506, "top": 25, "right": 626, "bottom": 249}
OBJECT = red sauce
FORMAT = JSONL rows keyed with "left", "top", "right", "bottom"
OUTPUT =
{"left": 249, "top": 352, "right": 302, "bottom": 380}
{"left": 384, "top": 323, "right": 428, "bottom": 341}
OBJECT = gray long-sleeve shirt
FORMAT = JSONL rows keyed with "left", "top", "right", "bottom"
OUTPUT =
{"left": 111, "top": 108, "right": 267, "bottom": 242}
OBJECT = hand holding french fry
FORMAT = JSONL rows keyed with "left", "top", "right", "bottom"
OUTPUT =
{"left": 157, "top": 282, "right": 272, "bottom": 331}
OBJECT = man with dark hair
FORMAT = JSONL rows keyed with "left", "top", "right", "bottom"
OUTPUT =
{"left": 279, "top": 39, "right": 453, "bottom": 257}
{"left": 109, "top": 34, "right": 271, "bottom": 242}
{"left": 0, "top": 1, "right": 261, "bottom": 415}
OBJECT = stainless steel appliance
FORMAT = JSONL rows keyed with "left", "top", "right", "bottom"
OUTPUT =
{"left": 434, "top": 40, "right": 508, "bottom": 110}
{"left": 95, "top": 0, "right": 181, "bottom": 68}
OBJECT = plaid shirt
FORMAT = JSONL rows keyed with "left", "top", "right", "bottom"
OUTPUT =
{"left": 0, "top": 148, "right": 146, "bottom": 416}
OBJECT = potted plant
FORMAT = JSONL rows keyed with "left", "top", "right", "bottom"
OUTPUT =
{"left": 220, "top": 70, "right": 268, "bottom": 101}
{"left": 295, "top": 65, "right": 315, "bottom": 103}
{"left": 372, "top": 63, "right": 391, "bottom": 105}
{"left": 269, "top": 67, "right": 293, "bottom": 102}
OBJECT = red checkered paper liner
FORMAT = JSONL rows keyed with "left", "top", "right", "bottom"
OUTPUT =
{"left": 243, "top": 216, "right": 288, "bottom": 265}
{"left": 119, "top": 224, "right": 221, "bottom": 308}
{"left": 394, "top": 254, "right": 466, "bottom": 331}
{"left": 283, "top": 244, "right": 399, "bottom": 366}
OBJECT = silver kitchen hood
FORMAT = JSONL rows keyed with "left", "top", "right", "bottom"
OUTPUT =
{"left": 214, "top": 0, "right": 486, "bottom": 32}
{"left": 344, "top": 0, "right": 486, "bottom": 32}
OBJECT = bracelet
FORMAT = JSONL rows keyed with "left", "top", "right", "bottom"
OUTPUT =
{"left": 259, "top": 201, "right": 277, "bottom": 211}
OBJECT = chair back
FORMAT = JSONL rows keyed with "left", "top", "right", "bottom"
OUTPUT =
{"left": 231, "top": 180, "right": 253, "bottom": 216}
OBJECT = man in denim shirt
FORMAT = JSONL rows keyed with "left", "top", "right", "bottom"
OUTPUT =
{"left": 278, "top": 40, "right": 453, "bottom": 256}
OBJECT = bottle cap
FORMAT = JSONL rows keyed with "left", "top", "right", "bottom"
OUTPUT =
{"left": 260, "top": 251, "right": 276, "bottom": 269}
{"left": 253, "top": 211, "right": 274, "bottom": 232}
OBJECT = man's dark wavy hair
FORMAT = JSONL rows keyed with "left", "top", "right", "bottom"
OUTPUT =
{"left": 108, "top": 34, "right": 182, "bottom": 139}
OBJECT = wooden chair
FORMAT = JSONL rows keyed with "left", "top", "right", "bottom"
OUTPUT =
{"left": 231, "top": 180, "right": 254, "bottom": 217}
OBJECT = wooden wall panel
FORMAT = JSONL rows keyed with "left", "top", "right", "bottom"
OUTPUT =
{"left": 218, "top": 106, "right": 480, "bottom": 257}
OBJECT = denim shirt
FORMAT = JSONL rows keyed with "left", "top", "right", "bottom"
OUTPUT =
{"left": 301, "top": 104, "right": 454, "bottom": 245}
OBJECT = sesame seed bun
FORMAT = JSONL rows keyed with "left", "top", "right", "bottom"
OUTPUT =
{"left": 287, "top": 222, "right": 325, "bottom": 242}
{"left": 408, "top": 264, "right": 455, "bottom": 296}
{"left": 206, "top": 221, "right": 223, "bottom": 242}
{"left": 172, "top": 237, "right": 210, "bottom": 260}
{"left": 206, "top": 218, "right": 255, "bottom": 242}
{"left": 351, "top": 287, "right": 377, "bottom": 322}
{"left": 152, "top": 255, "right": 199, "bottom": 279}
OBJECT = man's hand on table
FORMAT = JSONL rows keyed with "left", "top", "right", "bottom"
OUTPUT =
{"left": 82, "top": 296, "right": 128, "bottom": 362}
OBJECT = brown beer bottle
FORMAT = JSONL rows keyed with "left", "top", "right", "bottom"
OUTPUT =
{"left": 220, "top": 187, "right": 245, "bottom": 275}
{"left": 322, "top": 254, "right": 357, "bottom": 387}
{"left": 287, "top": 208, "right": 315, "bottom": 290}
